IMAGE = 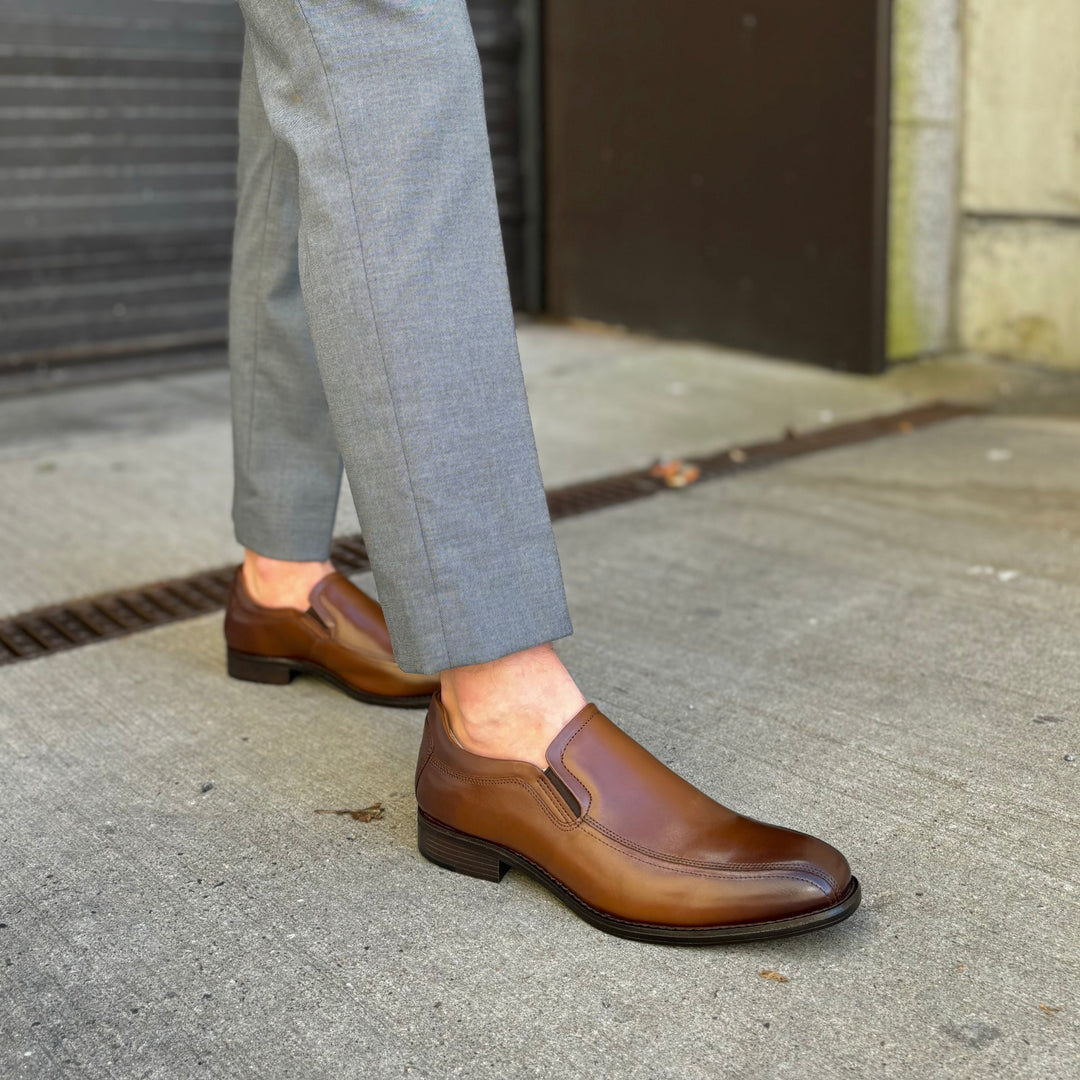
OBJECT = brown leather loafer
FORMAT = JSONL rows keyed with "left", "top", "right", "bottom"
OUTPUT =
{"left": 415, "top": 692, "right": 860, "bottom": 943}
{"left": 224, "top": 568, "right": 438, "bottom": 708}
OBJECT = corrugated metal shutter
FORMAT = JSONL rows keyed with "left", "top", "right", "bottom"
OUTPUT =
{"left": 0, "top": 0, "right": 244, "bottom": 372}
{"left": 0, "top": 0, "right": 529, "bottom": 377}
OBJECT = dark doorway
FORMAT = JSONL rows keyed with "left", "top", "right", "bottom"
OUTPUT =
{"left": 543, "top": 0, "right": 892, "bottom": 373}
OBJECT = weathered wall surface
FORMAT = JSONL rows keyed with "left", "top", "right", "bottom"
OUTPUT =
{"left": 960, "top": 223, "right": 1080, "bottom": 365}
{"left": 962, "top": 0, "right": 1080, "bottom": 217}
{"left": 888, "top": 0, "right": 1080, "bottom": 367}
{"left": 887, "top": 0, "right": 961, "bottom": 359}
{"left": 959, "top": 0, "right": 1080, "bottom": 367}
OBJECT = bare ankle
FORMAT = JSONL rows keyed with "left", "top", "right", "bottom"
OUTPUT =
{"left": 440, "top": 643, "right": 586, "bottom": 770}
{"left": 243, "top": 550, "right": 334, "bottom": 611}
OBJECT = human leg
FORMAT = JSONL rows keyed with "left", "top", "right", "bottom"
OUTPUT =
{"left": 226, "top": 28, "right": 433, "bottom": 701}
{"left": 232, "top": 1, "right": 858, "bottom": 939}
{"left": 439, "top": 643, "right": 585, "bottom": 770}
{"left": 234, "top": 0, "right": 571, "bottom": 675}
{"left": 229, "top": 30, "right": 343, "bottom": 570}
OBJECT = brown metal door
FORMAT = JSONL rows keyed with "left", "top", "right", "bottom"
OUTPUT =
{"left": 544, "top": 0, "right": 892, "bottom": 373}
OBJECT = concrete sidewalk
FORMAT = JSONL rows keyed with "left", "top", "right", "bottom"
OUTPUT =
{"left": 1, "top": 325, "right": 1078, "bottom": 1078}
{"left": 0, "top": 318, "right": 1060, "bottom": 617}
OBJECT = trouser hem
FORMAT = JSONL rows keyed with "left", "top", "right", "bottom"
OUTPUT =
{"left": 233, "top": 517, "right": 336, "bottom": 565}
{"left": 395, "top": 612, "right": 574, "bottom": 677}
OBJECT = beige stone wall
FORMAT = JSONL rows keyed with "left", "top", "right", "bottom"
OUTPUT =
{"left": 958, "top": 0, "right": 1080, "bottom": 367}
{"left": 888, "top": 0, "right": 1080, "bottom": 367}
{"left": 887, "top": 0, "right": 961, "bottom": 360}
{"left": 962, "top": 0, "right": 1080, "bottom": 216}
{"left": 960, "top": 223, "right": 1080, "bottom": 364}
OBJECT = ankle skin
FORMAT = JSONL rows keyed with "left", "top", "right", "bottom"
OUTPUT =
{"left": 242, "top": 550, "right": 334, "bottom": 611}
{"left": 439, "top": 643, "right": 586, "bottom": 770}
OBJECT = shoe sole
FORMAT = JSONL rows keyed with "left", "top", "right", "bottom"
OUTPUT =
{"left": 226, "top": 647, "right": 433, "bottom": 710}
{"left": 417, "top": 808, "right": 861, "bottom": 944}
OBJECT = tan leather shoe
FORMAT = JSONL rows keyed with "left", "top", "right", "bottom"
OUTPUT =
{"left": 415, "top": 692, "right": 860, "bottom": 942}
{"left": 224, "top": 568, "right": 438, "bottom": 708}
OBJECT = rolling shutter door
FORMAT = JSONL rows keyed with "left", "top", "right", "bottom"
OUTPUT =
{"left": 0, "top": 0, "right": 530, "bottom": 377}
{"left": 0, "top": 0, "right": 244, "bottom": 372}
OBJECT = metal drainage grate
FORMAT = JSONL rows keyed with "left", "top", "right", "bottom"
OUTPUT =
{"left": 0, "top": 567, "right": 239, "bottom": 667}
{"left": 0, "top": 401, "right": 977, "bottom": 667}
{"left": 544, "top": 401, "right": 976, "bottom": 518}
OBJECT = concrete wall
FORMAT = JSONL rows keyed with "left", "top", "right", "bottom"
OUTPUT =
{"left": 888, "top": 0, "right": 1080, "bottom": 367}
{"left": 959, "top": 0, "right": 1080, "bottom": 368}
{"left": 887, "top": 0, "right": 961, "bottom": 359}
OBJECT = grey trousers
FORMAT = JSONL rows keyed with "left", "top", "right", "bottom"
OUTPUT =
{"left": 228, "top": 0, "right": 572, "bottom": 675}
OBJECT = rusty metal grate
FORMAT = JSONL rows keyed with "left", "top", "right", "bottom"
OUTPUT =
{"left": 0, "top": 401, "right": 977, "bottom": 667}
{"left": 545, "top": 401, "right": 976, "bottom": 518}
{"left": 0, "top": 567, "right": 238, "bottom": 667}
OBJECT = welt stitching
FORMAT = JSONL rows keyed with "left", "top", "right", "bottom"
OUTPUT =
{"left": 587, "top": 818, "right": 838, "bottom": 889}
{"left": 291, "top": 0, "right": 453, "bottom": 670}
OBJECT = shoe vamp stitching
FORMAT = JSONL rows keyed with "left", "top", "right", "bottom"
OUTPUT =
{"left": 429, "top": 757, "right": 578, "bottom": 832}
{"left": 505, "top": 841, "right": 849, "bottom": 931}
{"left": 585, "top": 817, "right": 838, "bottom": 891}
{"left": 581, "top": 825, "right": 832, "bottom": 891}
{"left": 556, "top": 718, "right": 832, "bottom": 886}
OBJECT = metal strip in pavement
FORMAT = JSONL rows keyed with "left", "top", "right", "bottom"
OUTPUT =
{"left": 0, "top": 401, "right": 978, "bottom": 667}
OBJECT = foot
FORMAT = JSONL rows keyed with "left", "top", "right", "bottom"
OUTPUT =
{"left": 439, "top": 643, "right": 586, "bottom": 770}
{"left": 224, "top": 563, "right": 439, "bottom": 708}
{"left": 415, "top": 691, "right": 860, "bottom": 943}
{"left": 242, "top": 550, "right": 334, "bottom": 610}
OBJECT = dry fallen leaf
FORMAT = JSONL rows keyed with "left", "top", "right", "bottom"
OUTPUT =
{"left": 759, "top": 969, "right": 789, "bottom": 983}
{"left": 1039, "top": 1004, "right": 1062, "bottom": 1015}
{"left": 315, "top": 803, "right": 384, "bottom": 822}
{"left": 649, "top": 459, "right": 701, "bottom": 488}
{"left": 666, "top": 466, "right": 701, "bottom": 488}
